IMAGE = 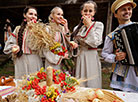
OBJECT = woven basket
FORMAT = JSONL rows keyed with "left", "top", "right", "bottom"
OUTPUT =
{"left": 61, "top": 89, "right": 124, "bottom": 102}
{"left": 99, "top": 89, "right": 124, "bottom": 102}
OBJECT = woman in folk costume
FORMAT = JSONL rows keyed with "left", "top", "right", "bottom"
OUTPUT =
{"left": 3, "top": 6, "right": 43, "bottom": 79}
{"left": 72, "top": 1, "right": 104, "bottom": 88}
{"left": 43, "top": 6, "right": 77, "bottom": 70}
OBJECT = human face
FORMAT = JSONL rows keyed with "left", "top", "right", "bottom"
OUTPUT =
{"left": 52, "top": 8, "right": 64, "bottom": 24}
{"left": 81, "top": 3, "right": 96, "bottom": 18}
{"left": 114, "top": 3, "right": 133, "bottom": 24}
{"left": 23, "top": 8, "right": 37, "bottom": 22}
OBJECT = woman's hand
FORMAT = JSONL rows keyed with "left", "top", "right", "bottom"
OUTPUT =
{"left": 74, "top": 35, "right": 82, "bottom": 42}
{"left": 70, "top": 41, "right": 78, "bottom": 49}
{"left": 12, "top": 45, "right": 20, "bottom": 54}
{"left": 115, "top": 49, "right": 126, "bottom": 61}
{"left": 82, "top": 15, "right": 92, "bottom": 28}
{"left": 60, "top": 17, "right": 69, "bottom": 33}
{"left": 60, "top": 17, "right": 66, "bottom": 25}
{"left": 63, "top": 52, "right": 69, "bottom": 59}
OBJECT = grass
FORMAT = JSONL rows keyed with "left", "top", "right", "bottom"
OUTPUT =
{"left": 0, "top": 59, "right": 112, "bottom": 90}
{"left": 0, "top": 60, "right": 14, "bottom": 77}
{"left": 102, "top": 68, "right": 112, "bottom": 90}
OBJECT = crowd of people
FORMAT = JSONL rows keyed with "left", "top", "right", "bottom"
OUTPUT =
{"left": 3, "top": 0, "right": 138, "bottom": 92}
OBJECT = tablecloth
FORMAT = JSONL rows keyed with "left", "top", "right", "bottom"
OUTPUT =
{"left": 1, "top": 84, "right": 138, "bottom": 102}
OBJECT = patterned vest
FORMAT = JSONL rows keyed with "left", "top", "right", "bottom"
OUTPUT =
{"left": 107, "top": 28, "right": 138, "bottom": 78}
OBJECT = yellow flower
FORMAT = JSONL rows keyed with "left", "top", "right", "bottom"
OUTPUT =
{"left": 27, "top": 81, "right": 30, "bottom": 85}
{"left": 46, "top": 91, "right": 51, "bottom": 97}
{"left": 49, "top": 46, "right": 53, "bottom": 50}
{"left": 40, "top": 67, "right": 44, "bottom": 73}
{"left": 51, "top": 98, "right": 54, "bottom": 101}
{"left": 76, "top": 80, "right": 80, "bottom": 85}
{"left": 27, "top": 80, "right": 32, "bottom": 85}
{"left": 50, "top": 42, "right": 61, "bottom": 50}
{"left": 54, "top": 92, "right": 57, "bottom": 96}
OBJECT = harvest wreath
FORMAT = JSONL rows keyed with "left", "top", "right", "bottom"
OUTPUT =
{"left": 15, "top": 66, "right": 79, "bottom": 102}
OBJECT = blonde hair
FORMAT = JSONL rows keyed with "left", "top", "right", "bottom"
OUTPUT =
{"left": 48, "top": 6, "right": 63, "bottom": 22}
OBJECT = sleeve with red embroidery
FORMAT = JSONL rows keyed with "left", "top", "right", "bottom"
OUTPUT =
{"left": 43, "top": 49, "right": 63, "bottom": 65}
{"left": 43, "top": 26, "right": 64, "bottom": 65}
{"left": 3, "top": 26, "right": 20, "bottom": 54}
{"left": 83, "top": 21, "right": 104, "bottom": 48}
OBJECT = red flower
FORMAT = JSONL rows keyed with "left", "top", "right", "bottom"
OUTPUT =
{"left": 63, "top": 82, "right": 67, "bottom": 86}
{"left": 60, "top": 82, "right": 64, "bottom": 87}
{"left": 22, "top": 85, "right": 27, "bottom": 90}
{"left": 42, "top": 72, "right": 47, "bottom": 79}
{"left": 58, "top": 52, "right": 62, "bottom": 56}
{"left": 62, "top": 46, "right": 66, "bottom": 50}
{"left": 48, "top": 98, "right": 52, "bottom": 101}
{"left": 51, "top": 49, "right": 55, "bottom": 53}
{"left": 27, "top": 84, "right": 31, "bottom": 90}
{"left": 37, "top": 72, "right": 43, "bottom": 79}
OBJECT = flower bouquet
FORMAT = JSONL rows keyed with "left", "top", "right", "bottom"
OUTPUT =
{"left": 26, "top": 20, "right": 68, "bottom": 56}
{"left": 50, "top": 42, "right": 68, "bottom": 56}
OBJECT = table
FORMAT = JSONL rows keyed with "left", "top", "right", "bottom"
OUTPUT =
{"left": 1, "top": 85, "right": 138, "bottom": 102}
{"left": 108, "top": 90, "right": 138, "bottom": 102}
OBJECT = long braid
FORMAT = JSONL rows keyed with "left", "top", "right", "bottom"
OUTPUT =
{"left": 17, "top": 20, "right": 27, "bottom": 57}
{"left": 17, "top": 6, "right": 37, "bottom": 57}
{"left": 71, "top": 19, "right": 83, "bottom": 41}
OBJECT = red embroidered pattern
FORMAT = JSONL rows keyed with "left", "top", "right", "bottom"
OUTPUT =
{"left": 81, "top": 22, "right": 96, "bottom": 39}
